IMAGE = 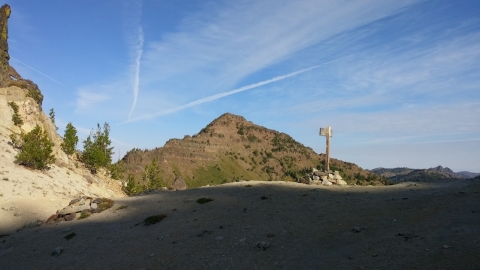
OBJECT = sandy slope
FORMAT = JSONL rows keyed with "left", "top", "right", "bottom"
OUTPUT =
{"left": 0, "top": 179, "right": 478, "bottom": 270}
{"left": 0, "top": 128, "right": 125, "bottom": 233}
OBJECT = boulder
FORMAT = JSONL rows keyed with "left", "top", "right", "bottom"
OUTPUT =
{"left": 322, "top": 179, "right": 332, "bottom": 186}
{"left": 337, "top": 179, "right": 348, "bottom": 186}
{"left": 170, "top": 176, "right": 187, "bottom": 191}
{"left": 63, "top": 213, "right": 76, "bottom": 221}
{"left": 58, "top": 204, "right": 91, "bottom": 215}
{"left": 68, "top": 198, "right": 80, "bottom": 205}
{"left": 312, "top": 175, "right": 320, "bottom": 181}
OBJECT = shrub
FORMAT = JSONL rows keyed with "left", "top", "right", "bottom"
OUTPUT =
{"left": 61, "top": 122, "right": 78, "bottom": 155}
{"left": 97, "top": 198, "right": 114, "bottom": 212}
{"left": 124, "top": 174, "right": 141, "bottom": 195}
{"left": 110, "top": 161, "right": 125, "bottom": 180}
{"left": 197, "top": 198, "right": 214, "bottom": 204}
{"left": 144, "top": 214, "right": 167, "bottom": 226}
{"left": 7, "top": 101, "right": 23, "bottom": 126}
{"left": 13, "top": 125, "right": 55, "bottom": 170}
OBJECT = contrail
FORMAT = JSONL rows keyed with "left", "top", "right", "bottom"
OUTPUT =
{"left": 127, "top": 0, "right": 144, "bottom": 121}
{"left": 11, "top": 57, "right": 65, "bottom": 86}
{"left": 128, "top": 26, "right": 144, "bottom": 120}
{"left": 126, "top": 65, "right": 320, "bottom": 123}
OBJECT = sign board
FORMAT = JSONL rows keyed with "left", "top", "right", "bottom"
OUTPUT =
{"left": 319, "top": 127, "right": 332, "bottom": 137}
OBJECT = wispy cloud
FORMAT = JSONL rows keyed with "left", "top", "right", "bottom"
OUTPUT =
{"left": 139, "top": 0, "right": 421, "bottom": 100}
{"left": 75, "top": 89, "right": 111, "bottom": 114}
{"left": 11, "top": 57, "right": 65, "bottom": 86}
{"left": 126, "top": 65, "right": 320, "bottom": 123}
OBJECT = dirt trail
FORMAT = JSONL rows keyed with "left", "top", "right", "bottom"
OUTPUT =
{"left": 0, "top": 179, "right": 478, "bottom": 269}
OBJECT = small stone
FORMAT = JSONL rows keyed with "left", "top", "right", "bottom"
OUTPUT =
{"left": 215, "top": 236, "right": 224, "bottom": 241}
{"left": 90, "top": 203, "right": 98, "bottom": 210}
{"left": 256, "top": 241, "right": 270, "bottom": 250}
{"left": 352, "top": 227, "right": 362, "bottom": 233}
{"left": 63, "top": 213, "right": 76, "bottom": 221}
{"left": 443, "top": 245, "right": 450, "bottom": 249}
{"left": 62, "top": 228, "right": 72, "bottom": 233}
{"left": 51, "top": 247, "right": 63, "bottom": 257}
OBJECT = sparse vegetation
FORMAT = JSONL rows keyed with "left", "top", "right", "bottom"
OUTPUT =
{"left": 9, "top": 79, "right": 44, "bottom": 105}
{"left": 79, "top": 211, "right": 91, "bottom": 219}
{"left": 97, "top": 198, "right": 114, "bottom": 212}
{"left": 13, "top": 125, "right": 55, "bottom": 170}
{"left": 7, "top": 101, "right": 23, "bottom": 126}
{"left": 197, "top": 198, "right": 214, "bottom": 204}
{"left": 64, "top": 232, "right": 76, "bottom": 240}
{"left": 144, "top": 214, "right": 167, "bottom": 226}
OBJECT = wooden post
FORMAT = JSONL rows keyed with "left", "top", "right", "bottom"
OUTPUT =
{"left": 326, "top": 127, "right": 330, "bottom": 172}
{"left": 320, "top": 126, "right": 332, "bottom": 172}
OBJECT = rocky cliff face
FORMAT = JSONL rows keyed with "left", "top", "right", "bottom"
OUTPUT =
{"left": 0, "top": 4, "right": 43, "bottom": 105}
{"left": 0, "top": 4, "right": 61, "bottom": 161}
{"left": 0, "top": 86, "right": 67, "bottom": 163}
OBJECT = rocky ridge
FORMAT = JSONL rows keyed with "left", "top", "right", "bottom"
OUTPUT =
{"left": 371, "top": 165, "right": 477, "bottom": 183}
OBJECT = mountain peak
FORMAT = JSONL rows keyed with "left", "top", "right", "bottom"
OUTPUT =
{"left": 430, "top": 165, "right": 454, "bottom": 173}
{"left": 122, "top": 113, "right": 375, "bottom": 188}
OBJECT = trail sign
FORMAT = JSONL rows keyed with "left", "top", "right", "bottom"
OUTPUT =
{"left": 319, "top": 127, "right": 332, "bottom": 137}
{"left": 319, "top": 126, "right": 332, "bottom": 172}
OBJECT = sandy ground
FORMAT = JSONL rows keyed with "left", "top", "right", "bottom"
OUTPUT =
{"left": 0, "top": 179, "right": 478, "bottom": 270}
{"left": 0, "top": 129, "right": 125, "bottom": 233}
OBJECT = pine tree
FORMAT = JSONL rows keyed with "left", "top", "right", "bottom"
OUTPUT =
{"left": 61, "top": 122, "right": 78, "bottom": 155}
{"left": 142, "top": 158, "right": 164, "bottom": 189}
{"left": 49, "top": 108, "right": 58, "bottom": 130}
{"left": 14, "top": 125, "right": 55, "bottom": 170}
{"left": 81, "top": 123, "right": 114, "bottom": 173}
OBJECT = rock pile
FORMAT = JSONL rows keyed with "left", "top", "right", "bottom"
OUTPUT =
{"left": 46, "top": 196, "right": 113, "bottom": 223}
{"left": 297, "top": 168, "right": 348, "bottom": 186}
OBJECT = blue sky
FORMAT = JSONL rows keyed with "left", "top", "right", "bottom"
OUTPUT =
{"left": 6, "top": 0, "right": 480, "bottom": 172}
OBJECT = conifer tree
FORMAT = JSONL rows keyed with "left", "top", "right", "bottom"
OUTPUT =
{"left": 81, "top": 123, "right": 114, "bottom": 173}
{"left": 61, "top": 122, "right": 78, "bottom": 155}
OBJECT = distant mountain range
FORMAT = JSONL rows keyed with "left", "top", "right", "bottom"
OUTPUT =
{"left": 371, "top": 166, "right": 480, "bottom": 183}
